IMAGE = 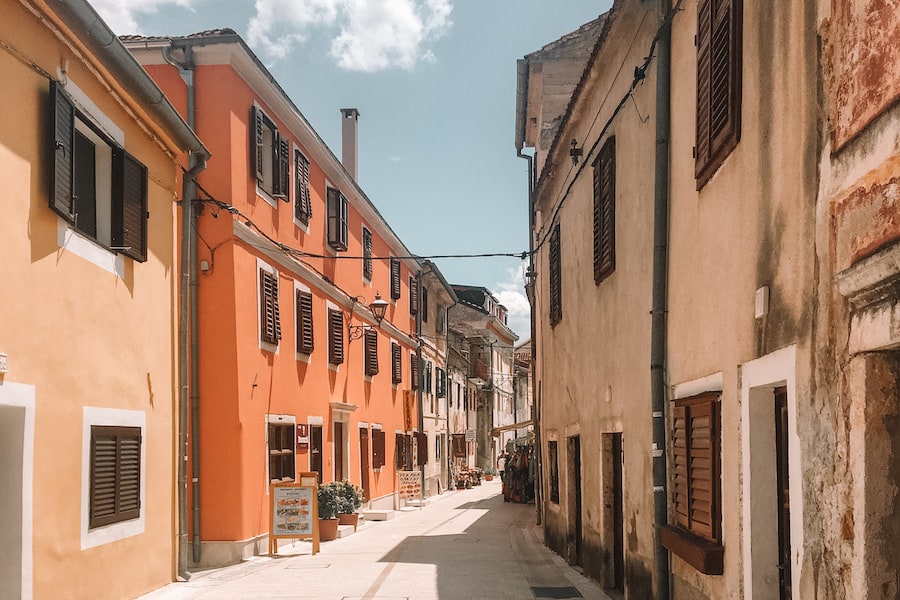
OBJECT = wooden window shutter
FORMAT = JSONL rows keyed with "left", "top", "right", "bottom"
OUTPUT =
{"left": 411, "top": 352, "right": 419, "bottom": 390}
{"left": 593, "top": 137, "right": 616, "bottom": 284}
{"left": 409, "top": 276, "right": 419, "bottom": 315}
{"left": 50, "top": 81, "right": 76, "bottom": 222}
{"left": 672, "top": 404, "right": 690, "bottom": 529}
{"left": 395, "top": 433, "right": 405, "bottom": 469}
{"left": 252, "top": 105, "right": 264, "bottom": 183}
{"left": 421, "top": 287, "right": 429, "bottom": 323}
{"left": 260, "top": 269, "right": 281, "bottom": 344}
{"left": 695, "top": 0, "right": 742, "bottom": 188}
{"left": 90, "top": 426, "right": 141, "bottom": 529}
{"left": 276, "top": 134, "right": 290, "bottom": 202}
{"left": 327, "top": 188, "right": 349, "bottom": 251}
{"left": 112, "top": 149, "right": 148, "bottom": 262}
{"left": 416, "top": 432, "right": 428, "bottom": 466}
{"left": 296, "top": 290, "right": 314, "bottom": 354}
{"left": 549, "top": 223, "right": 562, "bottom": 326}
{"left": 295, "top": 150, "right": 311, "bottom": 222}
{"left": 390, "top": 258, "right": 401, "bottom": 299}
{"left": 372, "top": 429, "right": 385, "bottom": 468}
{"left": 425, "top": 361, "right": 433, "bottom": 394}
{"left": 391, "top": 342, "right": 402, "bottom": 384}
{"left": 364, "top": 328, "right": 379, "bottom": 376}
{"left": 363, "top": 228, "right": 373, "bottom": 280}
{"left": 328, "top": 308, "right": 344, "bottom": 364}
{"left": 671, "top": 394, "right": 721, "bottom": 542}
{"left": 436, "top": 368, "right": 446, "bottom": 398}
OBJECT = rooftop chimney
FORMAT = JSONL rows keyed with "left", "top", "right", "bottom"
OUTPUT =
{"left": 340, "top": 108, "right": 360, "bottom": 180}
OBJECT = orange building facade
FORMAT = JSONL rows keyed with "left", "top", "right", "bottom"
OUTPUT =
{"left": 126, "top": 31, "right": 420, "bottom": 567}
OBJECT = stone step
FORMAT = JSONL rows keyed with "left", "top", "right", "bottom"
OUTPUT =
{"left": 361, "top": 509, "right": 394, "bottom": 521}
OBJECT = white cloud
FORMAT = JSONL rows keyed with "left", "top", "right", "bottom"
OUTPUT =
{"left": 247, "top": 0, "right": 452, "bottom": 70}
{"left": 494, "top": 263, "right": 531, "bottom": 341}
{"left": 91, "top": 0, "right": 194, "bottom": 35}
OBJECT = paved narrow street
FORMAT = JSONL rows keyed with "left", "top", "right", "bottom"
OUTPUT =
{"left": 138, "top": 481, "right": 612, "bottom": 600}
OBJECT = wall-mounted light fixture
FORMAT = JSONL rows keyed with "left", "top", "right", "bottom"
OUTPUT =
{"left": 347, "top": 292, "right": 389, "bottom": 341}
{"left": 569, "top": 139, "right": 583, "bottom": 165}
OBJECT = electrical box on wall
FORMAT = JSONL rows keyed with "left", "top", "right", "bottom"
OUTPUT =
{"left": 0, "top": 353, "right": 8, "bottom": 373}
{"left": 755, "top": 286, "right": 770, "bottom": 319}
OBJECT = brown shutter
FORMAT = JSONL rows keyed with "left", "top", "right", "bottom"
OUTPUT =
{"left": 112, "top": 149, "right": 148, "bottom": 262}
{"left": 688, "top": 401, "right": 716, "bottom": 539}
{"left": 395, "top": 433, "right": 405, "bottom": 469}
{"left": 695, "top": 0, "right": 712, "bottom": 180}
{"left": 90, "top": 426, "right": 141, "bottom": 529}
{"left": 549, "top": 224, "right": 562, "bottom": 325}
{"left": 363, "top": 228, "right": 373, "bottom": 280}
{"left": 410, "top": 352, "right": 419, "bottom": 390}
{"left": 295, "top": 150, "right": 311, "bottom": 222}
{"left": 296, "top": 290, "right": 314, "bottom": 354}
{"left": 409, "top": 276, "right": 419, "bottom": 315}
{"left": 260, "top": 270, "right": 281, "bottom": 344}
{"left": 415, "top": 432, "right": 428, "bottom": 466}
{"left": 672, "top": 404, "right": 690, "bottom": 529}
{"left": 364, "top": 328, "right": 379, "bottom": 376}
{"left": 328, "top": 308, "right": 344, "bottom": 364}
{"left": 51, "top": 81, "right": 76, "bottom": 222}
{"left": 372, "top": 429, "right": 385, "bottom": 468}
{"left": 252, "top": 105, "right": 264, "bottom": 183}
{"left": 593, "top": 137, "right": 615, "bottom": 283}
{"left": 277, "top": 134, "right": 290, "bottom": 202}
{"left": 695, "top": 0, "right": 741, "bottom": 188}
{"left": 327, "top": 188, "right": 348, "bottom": 251}
{"left": 391, "top": 343, "right": 402, "bottom": 384}
{"left": 390, "top": 258, "right": 401, "bottom": 299}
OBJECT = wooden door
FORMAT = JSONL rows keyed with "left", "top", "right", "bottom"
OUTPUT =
{"left": 360, "top": 427, "right": 370, "bottom": 500}
{"left": 775, "top": 387, "right": 792, "bottom": 600}
{"left": 334, "top": 421, "right": 345, "bottom": 482}
{"left": 310, "top": 425, "right": 323, "bottom": 483}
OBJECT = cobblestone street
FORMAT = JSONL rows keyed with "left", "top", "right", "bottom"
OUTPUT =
{"left": 138, "top": 481, "right": 612, "bottom": 600}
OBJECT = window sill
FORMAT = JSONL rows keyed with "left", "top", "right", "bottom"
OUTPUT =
{"left": 659, "top": 525, "right": 723, "bottom": 575}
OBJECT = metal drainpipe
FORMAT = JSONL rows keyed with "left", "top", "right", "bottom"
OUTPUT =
{"left": 651, "top": 1, "right": 673, "bottom": 598}
{"left": 516, "top": 144, "right": 540, "bottom": 524}
{"left": 444, "top": 301, "right": 456, "bottom": 492}
{"left": 415, "top": 272, "right": 424, "bottom": 498}
{"left": 165, "top": 41, "right": 203, "bottom": 569}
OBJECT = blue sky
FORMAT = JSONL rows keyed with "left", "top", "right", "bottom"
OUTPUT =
{"left": 94, "top": 0, "right": 613, "bottom": 338}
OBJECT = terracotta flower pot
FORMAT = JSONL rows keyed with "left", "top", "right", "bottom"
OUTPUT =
{"left": 319, "top": 518, "right": 339, "bottom": 541}
{"left": 485, "top": 474, "right": 494, "bottom": 481}
{"left": 338, "top": 512, "right": 359, "bottom": 531}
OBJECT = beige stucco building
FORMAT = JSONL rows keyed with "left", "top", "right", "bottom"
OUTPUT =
{"left": 0, "top": 0, "right": 206, "bottom": 598}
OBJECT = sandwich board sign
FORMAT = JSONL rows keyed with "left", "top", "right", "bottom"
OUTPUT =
{"left": 269, "top": 472, "right": 319, "bottom": 556}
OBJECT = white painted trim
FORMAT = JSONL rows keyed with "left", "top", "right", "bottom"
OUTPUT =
{"left": 57, "top": 218, "right": 126, "bottom": 277}
{"left": 0, "top": 381, "right": 35, "bottom": 600}
{"left": 307, "top": 415, "right": 324, "bottom": 426}
{"left": 740, "top": 344, "right": 802, "bottom": 600}
{"left": 672, "top": 372, "right": 723, "bottom": 399}
{"left": 81, "top": 407, "right": 146, "bottom": 549}
{"left": 256, "top": 258, "right": 280, "bottom": 354}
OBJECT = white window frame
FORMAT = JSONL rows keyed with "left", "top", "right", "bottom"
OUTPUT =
{"left": 81, "top": 407, "right": 146, "bottom": 549}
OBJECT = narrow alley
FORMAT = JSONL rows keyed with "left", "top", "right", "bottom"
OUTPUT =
{"left": 138, "top": 482, "right": 611, "bottom": 600}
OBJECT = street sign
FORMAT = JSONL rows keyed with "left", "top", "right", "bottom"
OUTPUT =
{"left": 465, "top": 429, "right": 476, "bottom": 442}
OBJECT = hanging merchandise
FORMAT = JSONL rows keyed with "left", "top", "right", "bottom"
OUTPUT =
{"left": 502, "top": 443, "right": 535, "bottom": 504}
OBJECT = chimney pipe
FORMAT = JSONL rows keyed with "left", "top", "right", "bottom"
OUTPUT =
{"left": 341, "top": 108, "right": 360, "bottom": 180}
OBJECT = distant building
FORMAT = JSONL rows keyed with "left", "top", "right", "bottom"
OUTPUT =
{"left": 449, "top": 285, "right": 519, "bottom": 472}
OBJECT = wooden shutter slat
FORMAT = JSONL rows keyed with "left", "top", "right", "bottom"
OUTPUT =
{"left": 260, "top": 270, "right": 281, "bottom": 344}
{"left": 549, "top": 224, "right": 562, "bottom": 325}
{"left": 391, "top": 343, "right": 402, "bottom": 384}
{"left": 593, "top": 137, "right": 616, "bottom": 283}
{"left": 51, "top": 81, "right": 76, "bottom": 222}
{"left": 695, "top": 0, "right": 712, "bottom": 180}
{"left": 295, "top": 150, "right": 311, "bottom": 221}
{"left": 410, "top": 352, "right": 419, "bottom": 390}
{"left": 363, "top": 229, "right": 373, "bottom": 280}
{"left": 112, "top": 150, "right": 148, "bottom": 262}
{"left": 409, "top": 276, "right": 419, "bottom": 315}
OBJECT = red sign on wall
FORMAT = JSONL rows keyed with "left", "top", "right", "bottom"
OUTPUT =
{"left": 296, "top": 423, "right": 309, "bottom": 450}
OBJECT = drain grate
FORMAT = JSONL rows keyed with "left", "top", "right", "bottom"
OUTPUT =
{"left": 531, "top": 586, "right": 583, "bottom": 599}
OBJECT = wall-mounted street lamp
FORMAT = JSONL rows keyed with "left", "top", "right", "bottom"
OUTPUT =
{"left": 347, "top": 292, "right": 389, "bottom": 341}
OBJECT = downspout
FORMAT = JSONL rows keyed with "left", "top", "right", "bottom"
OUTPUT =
{"left": 165, "top": 42, "right": 204, "bottom": 570}
{"left": 651, "top": 1, "right": 672, "bottom": 598}
{"left": 516, "top": 57, "right": 541, "bottom": 525}
{"left": 415, "top": 272, "right": 424, "bottom": 499}
{"left": 444, "top": 301, "right": 456, "bottom": 493}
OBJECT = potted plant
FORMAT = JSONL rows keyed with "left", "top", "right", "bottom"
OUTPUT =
{"left": 317, "top": 481, "right": 341, "bottom": 541}
{"left": 336, "top": 480, "right": 366, "bottom": 531}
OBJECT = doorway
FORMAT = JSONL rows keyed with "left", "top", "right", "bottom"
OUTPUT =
{"left": 567, "top": 435, "right": 582, "bottom": 565}
{"left": 0, "top": 382, "right": 34, "bottom": 600}
{"left": 601, "top": 432, "right": 625, "bottom": 591}
{"left": 775, "top": 387, "right": 791, "bottom": 600}
{"left": 334, "top": 421, "right": 345, "bottom": 482}
{"left": 359, "top": 427, "right": 370, "bottom": 500}
{"left": 310, "top": 425, "right": 323, "bottom": 483}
